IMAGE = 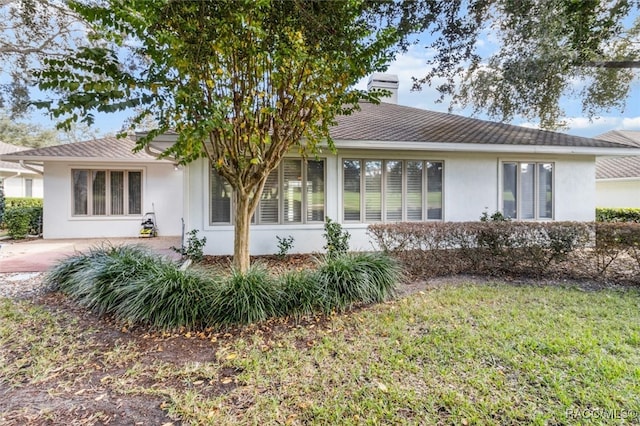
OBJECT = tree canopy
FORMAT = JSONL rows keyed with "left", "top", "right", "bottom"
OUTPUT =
{"left": 36, "top": 0, "right": 414, "bottom": 271}
{"left": 416, "top": 0, "right": 640, "bottom": 129}
{"left": 0, "top": 110, "right": 59, "bottom": 148}
{"left": 0, "top": 0, "right": 94, "bottom": 117}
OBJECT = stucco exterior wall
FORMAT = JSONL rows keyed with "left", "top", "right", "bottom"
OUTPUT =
{"left": 596, "top": 179, "right": 640, "bottom": 208}
{"left": 1, "top": 173, "right": 43, "bottom": 198}
{"left": 186, "top": 151, "right": 598, "bottom": 256}
{"left": 42, "top": 161, "right": 183, "bottom": 239}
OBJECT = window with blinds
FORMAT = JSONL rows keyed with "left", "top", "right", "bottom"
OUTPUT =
{"left": 72, "top": 169, "right": 143, "bottom": 216}
{"left": 210, "top": 159, "right": 325, "bottom": 225}
{"left": 502, "top": 162, "right": 553, "bottom": 220}
{"left": 343, "top": 159, "right": 443, "bottom": 222}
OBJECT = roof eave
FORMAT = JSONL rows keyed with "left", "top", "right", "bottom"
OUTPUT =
{"left": 596, "top": 176, "right": 640, "bottom": 182}
{"left": 0, "top": 155, "right": 172, "bottom": 164}
{"left": 334, "top": 140, "right": 640, "bottom": 156}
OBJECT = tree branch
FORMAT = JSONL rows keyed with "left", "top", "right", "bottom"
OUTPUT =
{"left": 583, "top": 60, "right": 640, "bottom": 69}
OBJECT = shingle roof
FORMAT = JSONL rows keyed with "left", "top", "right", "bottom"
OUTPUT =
{"left": 595, "top": 131, "right": 640, "bottom": 179}
{"left": 594, "top": 130, "right": 640, "bottom": 148}
{"left": 2, "top": 105, "right": 636, "bottom": 166}
{"left": 0, "top": 136, "right": 156, "bottom": 162}
{"left": 331, "top": 102, "right": 630, "bottom": 148}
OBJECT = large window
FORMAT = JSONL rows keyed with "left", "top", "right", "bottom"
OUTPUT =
{"left": 342, "top": 159, "right": 443, "bottom": 222}
{"left": 502, "top": 162, "right": 553, "bottom": 219}
{"left": 210, "top": 159, "right": 325, "bottom": 225}
{"left": 72, "top": 169, "right": 142, "bottom": 216}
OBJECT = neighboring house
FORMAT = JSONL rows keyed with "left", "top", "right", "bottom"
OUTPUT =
{"left": 595, "top": 130, "right": 640, "bottom": 208}
{"left": 0, "top": 141, "right": 43, "bottom": 198}
{"left": 0, "top": 137, "right": 183, "bottom": 239}
{"left": 2, "top": 75, "right": 639, "bottom": 254}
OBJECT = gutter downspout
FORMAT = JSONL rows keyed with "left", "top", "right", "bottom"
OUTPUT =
{"left": 19, "top": 160, "right": 44, "bottom": 176}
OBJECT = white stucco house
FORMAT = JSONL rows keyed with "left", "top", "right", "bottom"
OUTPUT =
{"left": 595, "top": 130, "right": 640, "bottom": 208}
{"left": 2, "top": 75, "right": 640, "bottom": 255}
{"left": 0, "top": 141, "right": 43, "bottom": 198}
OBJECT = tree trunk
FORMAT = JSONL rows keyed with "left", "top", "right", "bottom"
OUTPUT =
{"left": 233, "top": 192, "right": 252, "bottom": 273}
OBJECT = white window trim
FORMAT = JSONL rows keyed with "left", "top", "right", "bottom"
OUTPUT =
{"left": 498, "top": 160, "right": 555, "bottom": 220}
{"left": 341, "top": 158, "right": 444, "bottom": 223}
{"left": 70, "top": 168, "right": 144, "bottom": 217}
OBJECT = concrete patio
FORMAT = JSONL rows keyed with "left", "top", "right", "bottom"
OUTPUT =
{"left": 0, "top": 236, "right": 182, "bottom": 273}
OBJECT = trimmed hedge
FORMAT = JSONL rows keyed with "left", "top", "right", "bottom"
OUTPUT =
{"left": 369, "top": 221, "right": 640, "bottom": 282}
{"left": 596, "top": 208, "right": 640, "bottom": 223}
{"left": 2, "top": 198, "right": 43, "bottom": 237}
{"left": 5, "top": 197, "right": 43, "bottom": 209}
{"left": 2, "top": 206, "right": 42, "bottom": 237}
{"left": 367, "top": 221, "right": 592, "bottom": 277}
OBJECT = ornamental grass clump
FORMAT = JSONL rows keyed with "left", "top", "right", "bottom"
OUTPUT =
{"left": 116, "top": 262, "right": 220, "bottom": 329}
{"left": 314, "top": 252, "right": 401, "bottom": 313}
{"left": 210, "top": 264, "right": 283, "bottom": 325}
{"left": 46, "top": 244, "right": 220, "bottom": 330}
{"left": 279, "top": 269, "right": 323, "bottom": 318}
{"left": 46, "top": 245, "right": 158, "bottom": 315}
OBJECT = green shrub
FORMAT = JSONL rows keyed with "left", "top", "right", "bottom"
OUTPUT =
{"left": 275, "top": 235, "right": 295, "bottom": 259}
{"left": 5, "top": 197, "right": 43, "bottom": 209}
{"left": 314, "top": 252, "right": 401, "bottom": 312}
{"left": 323, "top": 217, "right": 350, "bottom": 258}
{"left": 47, "top": 245, "right": 403, "bottom": 328}
{"left": 3, "top": 207, "right": 31, "bottom": 238}
{"left": 596, "top": 207, "right": 640, "bottom": 223}
{"left": 210, "top": 265, "right": 283, "bottom": 324}
{"left": 172, "top": 229, "right": 207, "bottom": 262}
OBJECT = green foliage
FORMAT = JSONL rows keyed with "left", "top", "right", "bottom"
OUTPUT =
{"left": 415, "top": 0, "right": 639, "bottom": 129}
{"left": 479, "top": 209, "right": 510, "bottom": 222}
{"left": 3, "top": 198, "right": 43, "bottom": 235}
{"left": 596, "top": 207, "right": 640, "bottom": 223}
{"left": 172, "top": 229, "right": 207, "bottom": 262}
{"left": 0, "top": 113, "right": 60, "bottom": 147}
{"left": 275, "top": 235, "right": 295, "bottom": 259}
{"left": 118, "top": 262, "right": 218, "bottom": 329}
{"left": 314, "top": 252, "right": 401, "bottom": 313}
{"left": 5, "top": 197, "right": 43, "bottom": 208}
{"left": 323, "top": 217, "right": 351, "bottom": 259}
{"left": 210, "top": 265, "right": 282, "bottom": 325}
{"left": 46, "top": 243, "right": 403, "bottom": 327}
{"left": 279, "top": 269, "right": 321, "bottom": 318}
{"left": 3, "top": 207, "right": 32, "bottom": 238}
{"left": 46, "top": 245, "right": 219, "bottom": 330}
{"left": 594, "top": 222, "right": 640, "bottom": 275}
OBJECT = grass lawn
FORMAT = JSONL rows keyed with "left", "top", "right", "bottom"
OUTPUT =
{"left": 2, "top": 282, "right": 640, "bottom": 424}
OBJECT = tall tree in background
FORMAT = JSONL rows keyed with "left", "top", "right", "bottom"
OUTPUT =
{"left": 0, "top": 0, "right": 93, "bottom": 117}
{"left": 0, "top": 111, "right": 59, "bottom": 147}
{"left": 36, "top": 0, "right": 414, "bottom": 272}
{"left": 417, "top": 0, "right": 640, "bottom": 129}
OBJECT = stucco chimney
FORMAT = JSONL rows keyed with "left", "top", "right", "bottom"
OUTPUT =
{"left": 367, "top": 73, "right": 399, "bottom": 104}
